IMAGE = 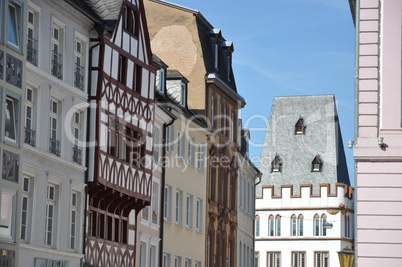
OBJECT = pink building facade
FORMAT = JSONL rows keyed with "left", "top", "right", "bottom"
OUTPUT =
{"left": 352, "top": 0, "right": 402, "bottom": 266}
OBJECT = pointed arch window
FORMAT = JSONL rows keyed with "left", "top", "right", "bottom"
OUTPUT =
{"left": 321, "top": 214, "right": 327, "bottom": 236}
{"left": 275, "top": 215, "right": 281, "bottom": 236}
{"left": 313, "top": 214, "right": 320, "bottom": 236}
{"left": 312, "top": 155, "right": 323, "bottom": 172}
{"left": 268, "top": 215, "right": 274, "bottom": 236}
{"left": 290, "top": 214, "right": 297, "bottom": 236}
{"left": 271, "top": 156, "right": 282, "bottom": 173}
{"left": 295, "top": 118, "right": 305, "bottom": 135}
{"left": 298, "top": 214, "right": 304, "bottom": 236}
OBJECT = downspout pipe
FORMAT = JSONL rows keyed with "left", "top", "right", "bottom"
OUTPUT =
{"left": 158, "top": 115, "right": 175, "bottom": 267}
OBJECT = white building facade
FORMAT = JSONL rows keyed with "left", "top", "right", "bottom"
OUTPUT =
{"left": 19, "top": 0, "right": 92, "bottom": 265}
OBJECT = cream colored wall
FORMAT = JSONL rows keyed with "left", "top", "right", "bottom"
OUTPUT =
{"left": 144, "top": 0, "right": 207, "bottom": 112}
{"left": 163, "top": 112, "right": 208, "bottom": 265}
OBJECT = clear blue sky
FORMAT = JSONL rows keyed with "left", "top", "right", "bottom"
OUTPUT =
{"left": 164, "top": 0, "right": 356, "bottom": 184}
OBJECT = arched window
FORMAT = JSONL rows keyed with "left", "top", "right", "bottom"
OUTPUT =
{"left": 321, "top": 214, "right": 327, "bottom": 236}
{"left": 275, "top": 215, "right": 281, "bottom": 236}
{"left": 298, "top": 214, "right": 304, "bottom": 236}
{"left": 271, "top": 155, "right": 282, "bottom": 173}
{"left": 290, "top": 214, "right": 297, "bottom": 236}
{"left": 313, "top": 214, "right": 320, "bottom": 236}
{"left": 312, "top": 155, "right": 323, "bottom": 172}
{"left": 295, "top": 118, "right": 305, "bottom": 134}
{"left": 268, "top": 215, "right": 274, "bottom": 236}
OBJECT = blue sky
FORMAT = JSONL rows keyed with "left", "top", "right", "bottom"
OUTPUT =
{"left": 165, "top": 0, "right": 356, "bottom": 184}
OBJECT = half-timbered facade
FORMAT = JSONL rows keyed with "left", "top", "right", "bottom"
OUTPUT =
{"left": 85, "top": 0, "right": 157, "bottom": 265}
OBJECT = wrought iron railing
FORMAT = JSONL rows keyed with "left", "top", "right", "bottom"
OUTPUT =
{"left": 24, "top": 127, "right": 36, "bottom": 147}
{"left": 27, "top": 36, "right": 38, "bottom": 65}
{"left": 49, "top": 138, "right": 61, "bottom": 156}
{"left": 73, "top": 145, "right": 82, "bottom": 164}
{"left": 74, "top": 64, "right": 85, "bottom": 90}
{"left": 51, "top": 52, "right": 63, "bottom": 79}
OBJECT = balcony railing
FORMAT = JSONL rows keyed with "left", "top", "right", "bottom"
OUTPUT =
{"left": 27, "top": 36, "right": 38, "bottom": 66}
{"left": 51, "top": 52, "right": 63, "bottom": 79}
{"left": 24, "top": 127, "right": 36, "bottom": 147}
{"left": 74, "top": 64, "right": 85, "bottom": 90}
{"left": 49, "top": 138, "right": 61, "bottom": 156}
{"left": 73, "top": 145, "right": 82, "bottom": 164}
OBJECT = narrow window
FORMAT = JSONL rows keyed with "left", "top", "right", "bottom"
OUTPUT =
{"left": 151, "top": 182, "right": 159, "bottom": 224}
{"left": 298, "top": 214, "right": 304, "bottom": 236}
{"left": 134, "top": 65, "right": 142, "bottom": 93}
{"left": 268, "top": 215, "right": 274, "bottom": 236}
{"left": 164, "top": 185, "right": 172, "bottom": 221}
{"left": 69, "top": 192, "right": 78, "bottom": 250}
{"left": 275, "top": 215, "right": 281, "bottom": 236}
{"left": 118, "top": 55, "right": 127, "bottom": 84}
{"left": 24, "top": 87, "right": 36, "bottom": 146}
{"left": 196, "top": 198, "right": 203, "bottom": 232}
{"left": 321, "top": 214, "right": 327, "bottom": 236}
{"left": 27, "top": 8, "right": 38, "bottom": 65}
{"left": 185, "top": 194, "right": 193, "bottom": 228}
{"left": 290, "top": 214, "right": 297, "bottom": 236}
{"left": 7, "top": 2, "right": 22, "bottom": 50}
{"left": 20, "top": 177, "right": 31, "bottom": 241}
{"left": 0, "top": 188, "right": 16, "bottom": 239}
{"left": 74, "top": 39, "right": 85, "bottom": 90}
{"left": 255, "top": 215, "right": 260, "bottom": 237}
{"left": 175, "top": 190, "right": 183, "bottom": 226}
{"left": 73, "top": 112, "right": 82, "bottom": 164}
{"left": 51, "top": 25, "right": 63, "bottom": 79}
{"left": 49, "top": 99, "right": 60, "bottom": 156}
{"left": 197, "top": 143, "right": 205, "bottom": 171}
{"left": 45, "top": 185, "right": 56, "bottom": 245}
{"left": 4, "top": 96, "right": 18, "bottom": 143}
{"left": 313, "top": 214, "right": 320, "bottom": 236}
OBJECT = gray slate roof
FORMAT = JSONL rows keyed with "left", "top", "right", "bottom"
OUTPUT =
{"left": 257, "top": 95, "right": 350, "bottom": 196}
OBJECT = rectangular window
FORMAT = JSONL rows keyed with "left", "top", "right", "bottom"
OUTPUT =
{"left": 184, "top": 259, "right": 191, "bottom": 267}
{"left": 175, "top": 189, "right": 183, "bottom": 226}
{"left": 150, "top": 245, "right": 156, "bottom": 267}
{"left": 254, "top": 252, "right": 259, "bottom": 267}
{"left": 177, "top": 130, "right": 184, "bottom": 159}
{"left": 166, "top": 125, "right": 174, "bottom": 154}
{"left": 24, "top": 87, "right": 36, "bottom": 146}
{"left": 186, "top": 194, "right": 193, "bottom": 229}
{"left": 45, "top": 184, "right": 57, "bottom": 246}
{"left": 195, "top": 261, "right": 202, "bottom": 267}
{"left": 174, "top": 256, "right": 181, "bottom": 267}
{"left": 73, "top": 112, "right": 82, "bottom": 164}
{"left": 139, "top": 242, "right": 147, "bottom": 267}
{"left": 163, "top": 253, "right": 171, "bottom": 267}
{"left": 7, "top": 1, "right": 23, "bottom": 51}
{"left": 27, "top": 8, "right": 38, "bottom": 65}
{"left": 292, "top": 252, "right": 306, "bottom": 267}
{"left": 69, "top": 192, "right": 78, "bottom": 250}
{"left": 4, "top": 95, "right": 19, "bottom": 143}
{"left": 315, "top": 252, "right": 329, "bottom": 267}
{"left": 134, "top": 65, "right": 142, "bottom": 93}
{"left": 164, "top": 185, "right": 172, "bottom": 222}
{"left": 0, "top": 188, "right": 16, "bottom": 240}
{"left": 187, "top": 137, "right": 195, "bottom": 166}
{"left": 255, "top": 218, "right": 260, "bottom": 237}
{"left": 20, "top": 177, "right": 32, "bottom": 241}
{"left": 291, "top": 218, "right": 297, "bottom": 236}
{"left": 49, "top": 99, "right": 61, "bottom": 156}
{"left": 118, "top": 54, "right": 127, "bottom": 84}
{"left": 157, "top": 69, "right": 165, "bottom": 93}
{"left": 151, "top": 182, "right": 159, "bottom": 225}
{"left": 196, "top": 198, "right": 203, "bottom": 232}
{"left": 51, "top": 24, "right": 63, "bottom": 79}
{"left": 74, "top": 39, "right": 85, "bottom": 90}
{"left": 267, "top": 252, "right": 280, "bottom": 267}
{"left": 197, "top": 143, "right": 205, "bottom": 171}
{"left": 153, "top": 127, "right": 161, "bottom": 164}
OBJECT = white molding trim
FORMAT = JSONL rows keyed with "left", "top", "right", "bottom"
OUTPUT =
{"left": 26, "top": 72, "right": 43, "bottom": 88}
{"left": 19, "top": 243, "right": 84, "bottom": 259}
{"left": 70, "top": 180, "right": 86, "bottom": 192}
{"left": 47, "top": 172, "right": 64, "bottom": 186}
{"left": 50, "top": 85, "right": 68, "bottom": 101}
{"left": 22, "top": 163, "right": 41, "bottom": 177}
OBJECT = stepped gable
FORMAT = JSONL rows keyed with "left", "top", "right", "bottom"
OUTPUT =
{"left": 257, "top": 95, "right": 350, "bottom": 196}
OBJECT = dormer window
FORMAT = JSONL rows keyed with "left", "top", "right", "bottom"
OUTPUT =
{"left": 271, "top": 156, "right": 282, "bottom": 173}
{"left": 123, "top": 6, "right": 137, "bottom": 36}
{"left": 312, "top": 155, "right": 322, "bottom": 172}
{"left": 295, "top": 118, "right": 305, "bottom": 135}
{"left": 214, "top": 42, "right": 219, "bottom": 71}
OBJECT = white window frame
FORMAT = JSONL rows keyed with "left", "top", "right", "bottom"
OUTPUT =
{"left": 184, "top": 259, "right": 191, "bottom": 267}
{"left": 196, "top": 198, "right": 203, "bottom": 232}
{"left": 154, "top": 126, "right": 161, "bottom": 165}
{"left": 0, "top": 187, "right": 17, "bottom": 241}
{"left": 163, "top": 253, "right": 171, "bottom": 267}
{"left": 315, "top": 252, "right": 329, "bottom": 267}
{"left": 187, "top": 136, "right": 195, "bottom": 166}
{"left": 197, "top": 143, "right": 205, "bottom": 171}
{"left": 20, "top": 176, "right": 32, "bottom": 242}
{"left": 292, "top": 252, "right": 306, "bottom": 267}
{"left": 69, "top": 191, "right": 79, "bottom": 251}
{"left": 4, "top": 94, "right": 19, "bottom": 144}
{"left": 175, "top": 189, "right": 183, "bottom": 226}
{"left": 195, "top": 261, "right": 202, "bottom": 267}
{"left": 73, "top": 35, "right": 86, "bottom": 91}
{"left": 27, "top": 6, "right": 39, "bottom": 65}
{"left": 166, "top": 125, "right": 174, "bottom": 154}
{"left": 174, "top": 256, "right": 182, "bottom": 267}
{"left": 267, "top": 252, "right": 280, "bottom": 267}
{"left": 45, "top": 184, "right": 57, "bottom": 246}
{"left": 164, "top": 184, "right": 172, "bottom": 222}
{"left": 185, "top": 194, "right": 193, "bottom": 229}
{"left": 139, "top": 241, "right": 147, "bottom": 267}
{"left": 51, "top": 17, "right": 65, "bottom": 79}
{"left": 7, "top": 0, "right": 23, "bottom": 51}
{"left": 151, "top": 181, "right": 159, "bottom": 225}
{"left": 177, "top": 129, "right": 184, "bottom": 159}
